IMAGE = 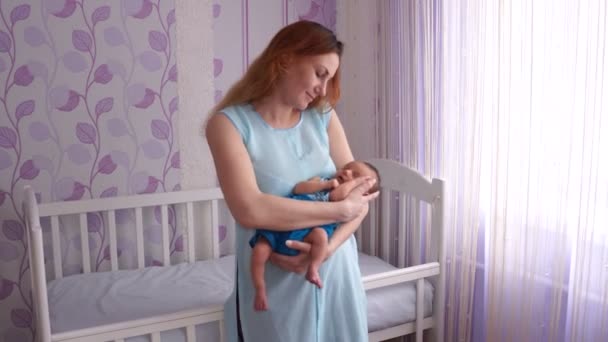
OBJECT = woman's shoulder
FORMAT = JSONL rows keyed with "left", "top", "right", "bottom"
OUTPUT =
{"left": 208, "top": 103, "right": 253, "bottom": 141}
{"left": 216, "top": 103, "right": 249, "bottom": 117}
{"left": 304, "top": 106, "right": 334, "bottom": 129}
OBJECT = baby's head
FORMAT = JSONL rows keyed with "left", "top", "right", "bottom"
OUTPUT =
{"left": 335, "top": 161, "right": 381, "bottom": 193}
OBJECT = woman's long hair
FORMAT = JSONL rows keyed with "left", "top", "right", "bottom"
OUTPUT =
{"left": 210, "top": 20, "right": 344, "bottom": 115}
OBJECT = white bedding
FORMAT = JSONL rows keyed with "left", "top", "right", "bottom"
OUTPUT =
{"left": 360, "top": 253, "right": 434, "bottom": 332}
{"left": 48, "top": 253, "right": 433, "bottom": 340}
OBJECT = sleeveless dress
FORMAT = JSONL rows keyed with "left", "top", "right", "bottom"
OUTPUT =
{"left": 220, "top": 103, "right": 368, "bottom": 342}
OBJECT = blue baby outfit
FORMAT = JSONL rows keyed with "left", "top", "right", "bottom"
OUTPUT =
{"left": 295, "top": 185, "right": 332, "bottom": 202}
{"left": 248, "top": 189, "right": 337, "bottom": 256}
{"left": 220, "top": 104, "right": 368, "bottom": 342}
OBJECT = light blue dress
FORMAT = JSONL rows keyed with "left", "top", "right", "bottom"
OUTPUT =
{"left": 220, "top": 104, "right": 368, "bottom": 342}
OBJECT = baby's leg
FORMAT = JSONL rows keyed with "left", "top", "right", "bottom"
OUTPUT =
{"left": 303, "top": 228, "right": 329, "bottom": 288}
{"left": 251, "top": 238, "right": 273, "bottom": 311}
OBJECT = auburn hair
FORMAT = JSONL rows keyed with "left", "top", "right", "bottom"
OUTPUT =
{"left": 210, "top": 20, "right": 344, "bottom": 115}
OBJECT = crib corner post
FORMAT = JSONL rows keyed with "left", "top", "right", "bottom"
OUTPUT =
{"left": 23, "top": 186, "right": 53, "bottom": 342}
{"left": 431, "top": 178, "right": 446, "bottom": 342}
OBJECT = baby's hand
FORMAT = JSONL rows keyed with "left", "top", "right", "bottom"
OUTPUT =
{"left": 323, "top": 179, "right": 339, "bottom": 189}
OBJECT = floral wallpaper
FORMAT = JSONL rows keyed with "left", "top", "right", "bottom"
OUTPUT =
{"left": 0, "top": 0, "right": 179, "bottom": 340}
{"left": 0, "top": 0, "right": 335, "bottom": 341}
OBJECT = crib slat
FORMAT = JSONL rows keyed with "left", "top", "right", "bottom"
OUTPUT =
{"left": 51, "top": 215, "right": 63, "bottom": 279}
{"left": 416, "top": 278, "right": 424, "bottom": 342}
{"left": 412, "top": 200, "right": 420, "bottom": 265}
{"left": 79, "top": 213, "right": 91, "bottom": 273}
{"left": 151, "top": 331, "right": 161, "bottom": 342}
{"left": 227, "top": 214, "right": 236, "bottom": 255}
{"left": 368, "top": 200, "right": 380, "bottom": 256}
{"left": 161, "top": 205, "right": 170, "bottom": 266}
{"left": 107, "top": 210, "right": 118, "bottom": 271}
{"left": 220, "top": 319, "right": 225, "bottom": 342}
{"left": 186, "top": 325, "right": 195, "bottom": 342}
{"left": 380, "top": 191, "right": 390, "bottom": 261}
{"left": 135, "top": 207, "right": 144, "bottom": 268}
{"left": 211, "top": 200, "right": 219, "bottom": 259}
{"left": 368, "top": 201, "right": 380, "bottom": 255}
{"left": 398, "top": 193, "right": 406, "bottom": 268}
{"left": 186, "top": 202, "right": 195, "bottom": 263}
{"left": 425, "top": 205, "right": 432, "bottom": 266}
{"left": 37, "top": 188, "right": 224, "bottom": 217}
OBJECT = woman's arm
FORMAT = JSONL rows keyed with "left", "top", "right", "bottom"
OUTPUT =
{"left": 326, "top": 110, "right": 376, "bottom": 248}
{"left": 327, "top": 204, "right": 368, "bottom": 257}
{"left": 206, "top": 113, "right": 374, "bottom": 230}
{"left": 269, "top": 205, "right": 369, "bottom": 273}
{"left": 327, "top": 109, "right": 354, "bottom": 169}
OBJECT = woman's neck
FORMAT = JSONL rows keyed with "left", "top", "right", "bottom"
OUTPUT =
{"left": 252, "top": 96, "right": 300, "bottom": 129}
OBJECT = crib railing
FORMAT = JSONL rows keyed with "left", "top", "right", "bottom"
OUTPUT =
{"left": 29, "top": 188, "right": 226, "bottom": 280}
{"left": 362, "top": 158, "right": 445, "bottom": 342}
{"left": 49, "top": 307, "right": 225, "bottom": 342}
{"left": 24, "top": 187, "right": 52, "bottom": 342}
{"left": 24, "top": 186, "right": 230, "bottom": 342}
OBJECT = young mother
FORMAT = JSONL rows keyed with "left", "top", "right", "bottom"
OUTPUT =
{"left": 206, "top": 20, "right": 378, "bottom": 341}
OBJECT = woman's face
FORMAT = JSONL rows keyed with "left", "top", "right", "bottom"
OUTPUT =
{"left": 279, "top": 53, "right": 340, "bottom": 110}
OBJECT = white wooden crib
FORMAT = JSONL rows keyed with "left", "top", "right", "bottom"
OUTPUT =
{"left": 24, "top": 159, "right": 445, "bottom": 342}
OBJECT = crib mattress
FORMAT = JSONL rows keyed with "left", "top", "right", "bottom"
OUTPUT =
{"left": 48, "top": 253, "right": 433, "bottom": 340}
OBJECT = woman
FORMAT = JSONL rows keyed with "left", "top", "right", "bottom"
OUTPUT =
{"left": 206, "top": 20, "right": 378, "bottom": 341}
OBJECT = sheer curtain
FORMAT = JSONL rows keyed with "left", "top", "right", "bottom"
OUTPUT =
{"left": 377, "top": 0, "right": 608, "bottom": 341}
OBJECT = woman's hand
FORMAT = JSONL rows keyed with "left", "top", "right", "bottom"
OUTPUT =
{"left": 268, "top": 239, "right": 333, "bottom": 274}
{"left": 338, "top": 177, "right": 379, "bottom": 222}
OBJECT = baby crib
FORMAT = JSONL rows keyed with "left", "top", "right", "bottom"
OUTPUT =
{"left": 24, "top": 159, "right": 445, "bottom": 342}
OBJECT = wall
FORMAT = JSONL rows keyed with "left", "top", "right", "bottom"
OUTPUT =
{"left": 0, "top": 1, "right": 179, "bottom": 340}
{"left": 0, "top": 1, "right": 335, "bottom": 341}
{"left": 212, "top": 0, "right": 337, "bottom": 106}
{"left": 335, "top": 0, "right": 379, "bottom": 161}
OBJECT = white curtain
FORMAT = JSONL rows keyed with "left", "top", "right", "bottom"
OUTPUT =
{"left": 377, "top": 0, "right": 608, "bottom": 341}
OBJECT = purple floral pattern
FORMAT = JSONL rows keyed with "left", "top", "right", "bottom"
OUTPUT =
{"left": 0, "top": 1, "right": 179, "bottom": 340}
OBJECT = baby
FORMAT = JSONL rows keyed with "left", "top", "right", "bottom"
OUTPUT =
{"left": 249, "top": 160, "right": 381, "bottom": 311}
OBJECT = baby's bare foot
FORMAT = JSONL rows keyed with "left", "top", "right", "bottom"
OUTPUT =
{"left": 306, "top": 269, "right": 323, "bottom": 289}
{"left": 254, "top": 291, "right": 268, "bottom": 311}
